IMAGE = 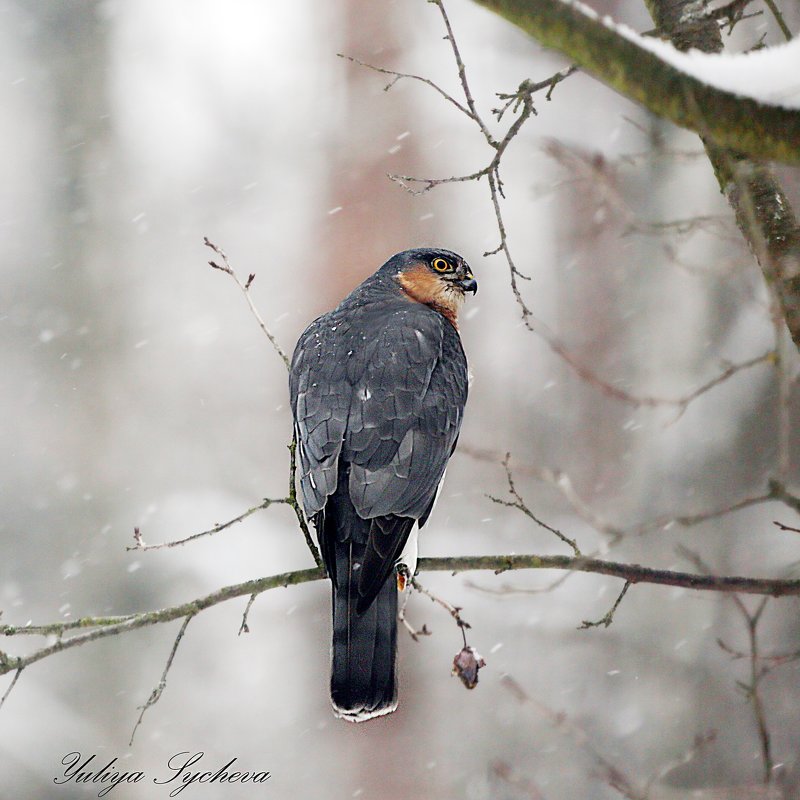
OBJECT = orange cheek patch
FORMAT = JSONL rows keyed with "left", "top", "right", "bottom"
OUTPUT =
{"left": 397, "top": 264, "right": 461, "bottom": 327}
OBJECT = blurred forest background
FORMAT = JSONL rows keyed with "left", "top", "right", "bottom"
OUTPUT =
{"left": 2, "top": 0, "right": 800, "bottom": 797}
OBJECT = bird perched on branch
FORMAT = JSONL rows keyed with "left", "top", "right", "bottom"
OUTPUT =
{"left": 289, "top": 248, "right": 476, "bottom": 721}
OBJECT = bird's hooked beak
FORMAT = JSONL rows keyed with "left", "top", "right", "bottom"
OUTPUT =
{"left": 453, "top": 261, "right": 477, "bottom": 295}
{"left": 458, "top": 270, "right": 477, "bottom": 295}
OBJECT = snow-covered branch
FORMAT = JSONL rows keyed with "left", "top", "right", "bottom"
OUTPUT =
{"left": 474, "top": 0, "right": 800, "bottom": 164}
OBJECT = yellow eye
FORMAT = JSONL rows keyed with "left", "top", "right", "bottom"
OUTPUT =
{"left": 431, "top": 257, "right": 451, "bottom": 272}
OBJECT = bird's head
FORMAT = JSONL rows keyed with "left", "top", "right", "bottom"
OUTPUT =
{"left": 388, "top": 248, "right": 477, "bottom": 327}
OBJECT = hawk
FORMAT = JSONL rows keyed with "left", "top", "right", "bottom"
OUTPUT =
{"left": 289, "top": 248, "right": 476, "bottom": 721}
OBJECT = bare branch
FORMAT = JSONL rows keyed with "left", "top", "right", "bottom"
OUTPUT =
{"left": 462, "top": 445, "right": 798, "bottom": 543}
{"left": 336, "top": 54, "right": 476, "bottom": 124}
{"left": 203, "top": 237, "right": 289, "bottom": 370}
{"left": 387, "top": 166, "right": 494, "bottom": 196}
{"left": 768, "top": 291, "right": 793, "bottom": 483}
{"left": 5, "top": 554, "right": 800, "bottom": 702}
{"left": 398, "top": 586, "right": 432, "bottom": 642}
{"left": 643, "top": 730, "right": 717, "bottom": 794}
{"left": 489, "top": 453, "right": 581, "bottom": 556}
{"left": 128, "top": 497, "right": 287, "bottom": 552}
{"left": 701, "top": 0, "right": 756, "bottom": 23}
{"left": 129, "top": 613, "right": 194, "bottom": 746}
{"left": 500, "top": 674, "right": 644, "bottom": 798}
{"left": 1, "top": 613, "right": 140, "bottom": 638}
{"left": 774, "top": 521, "right": 800, "bottom": 534}
{"left": 504, "top": 672, "right": 718, "bottom": 797}
{"left": 0, "top": 566, "right": 324, "bottom": 677}
{"left": 767, "top": 479, "right": 800, "bottom": 514}
{"left": 516, "top": 294, "right": 773, "bottom": 415}
{"left": 429, "top": 0, "right": 497, "bottom": 145}
{"left": 761, "top": 0, "right": 792, "bottom": 41}
{"left": 544, "top": 138, "right": 736, "bottom": 239}
{"left": 411, "top": 568, "right": 488, "bottom": 690}
{"left": 473, "top": 0, "right": 800, "bottom": 164}
{"left": 490, "top": 760, "right": 547, "bottom": 800}
{"left": 238, "top": 593, "right": 258, "bottom": 635}
{"left": 418, "top": 554, "right": 800, "bottom": 597}
{"left": 494, "top": 66, "right": 578, "bottom": 121}
{"left": 0, "top": 667, "right": 22, "bottom": 711}
{"left": 411, "top": 576, "right": 472, "bottom": 647}
{"left": 129, "top": 434, "right": 321, "bottom": 567}
{"left": 200, "top": 239, "right": 320, "bottom": 568}
{"left": 678, "top": 545, "right": 775, "bottom": 783}
{"left": 579, "top": 580, "right": 631, "bottom": 629}
{"left": 485, "top": 170, "right": 536, "bottom": 326}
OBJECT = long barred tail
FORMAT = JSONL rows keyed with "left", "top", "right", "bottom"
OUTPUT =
{"left": 330, "top": 539, "right": 398, "bottom": 722}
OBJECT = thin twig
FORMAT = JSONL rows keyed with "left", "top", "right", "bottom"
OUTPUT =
{"left": 398, "top": 584, "right": 432, "bottom": 642}
{"left": 0, "top": 668, "right": 22, "bottom": 711}
{"left": 239, "top": 593, "right": 258, "bottom": 635}
{"left": 543, "top": 139, "right": 731, "bottom": 239}
{"left": 743, "top": 598, "right": 774, "bottom": 784}
{"left": 643, "top": 730, "right": 717, "bottom": 794}
{"left": 493, "top": 66, "right": 578, "bottom": 120}
{"left": 490, "top": 760, "right": 547, "bottom": 800}
{"left": 774, "top": 521, "right": 800, "bottom": 534}
{"left": 762, "top": 0, "right": 792, "bottom": 40}
{"left": 429, "top": 0, "right": 497, "bottom": 145}
{"left": 203, "top": 237, "right": 289, "bottom": 370}
{"left": 200, "top": 239, "right": 320, "bottom": 567}
{"left": 2, "top": 614, "right": 141, "bottom": 638}
{"left": 500, "top": 674, "right": 644, "bottom": 799}
{"left": 678, "top": 545, "right": 775, "bottom": 783}
{"left": 505, "top": 671, "right": 718, "bottom": 797}
{"left": 386, "top": 84, "right": 537, "bottom": 199}
{"left": 411, "top": 576, "right": 471, "bottom": 646}
{"left": 579, "top": 580, "right": 631, "bottom": 629}
{"left": 489, "top": 454, "right": 581, "bottom": 555}
{"left": 128, "top": 497, "right": 287, "bottom": 551}
{"left": 129, "top": 614, "right": 194, "bottom": 746}
{"left": 337, "top": 55, "right": 476, "bottom": 124}
{"left": 767, "top": 479, "right": 800, "bottom": 513}
{"left": 409, "top": 575, "right": 485, "bottom": 690}
{"left": 464, "top": 564, "right": 577, "bottom": 597}
{"left": 462, "top": 444, "right": 797, "bottom": 543}
{"left": 701, "top": 0, "right": 755, "bottom": 22}
{"left": 770, "top": 292, "right": 792, "bottom": 483}
{"left": 128, "top": 436, "right": 321, "bottom": 567}
{"left": 717, "top": 637, "right": 800, "bottom": 667}
{"left": 526, "top": 310, "right": 772, "bottom": 416}
{"left": 485, "top": 170, "right": 536, "bottom": 326}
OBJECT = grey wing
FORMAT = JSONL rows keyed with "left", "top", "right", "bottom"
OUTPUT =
{"left": 343, "top": 309, "right": 467, "bottom": 607}
{"left": 345, "top": 311, "right": 468, "bottom": 521}
{"left": 289, "top": 313, "right": 353, "bottom": 517}
{"left": 344, "top": 310, "right": 467, "bottom": 606}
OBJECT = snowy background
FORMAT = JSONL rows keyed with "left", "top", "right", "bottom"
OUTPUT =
{"left": 2, "top": 0, "right": 800, "bottom": 797}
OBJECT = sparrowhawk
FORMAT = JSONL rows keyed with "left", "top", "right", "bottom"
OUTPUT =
{"left": 289, "top": 248, "right": 476, "bottom": 721}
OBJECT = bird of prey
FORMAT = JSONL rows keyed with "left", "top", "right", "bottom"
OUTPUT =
{"left": 289, "top": 248, "right": 476, "bottom": 722}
